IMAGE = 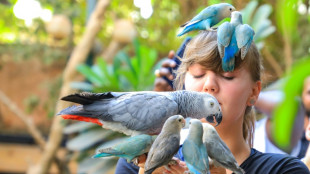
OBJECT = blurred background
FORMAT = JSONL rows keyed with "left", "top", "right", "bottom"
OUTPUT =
{"left": 0, "top": 0, "right": 309, "bottom": 173}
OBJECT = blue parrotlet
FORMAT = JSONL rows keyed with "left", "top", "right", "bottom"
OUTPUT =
{"left": 93, "top": 134, "right": 157, "bottom": 164}
{"left": 202, "top": 123, "right": 244, "bottom": 174}
{"left": 144, "top": 115, "right": 185, "bottom": 174}
{"left": 217, "top": 11, "right": 243, "bottom": 72}
{"left": 177, "top": 3, "right": 235, "bottom": 37}
{"left": 183, "top": 119, "right": 210, "bottom": 174}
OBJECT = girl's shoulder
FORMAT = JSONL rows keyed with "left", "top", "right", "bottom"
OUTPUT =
{"left": 241, "top": 148, "right": 309, "bottom": 174}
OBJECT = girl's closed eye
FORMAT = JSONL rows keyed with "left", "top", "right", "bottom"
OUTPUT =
{"left": 221, "top": 73, "right": 235, "bottom": 80}
{"left": 193, "top": 74, "right": 205, "bottom": 79}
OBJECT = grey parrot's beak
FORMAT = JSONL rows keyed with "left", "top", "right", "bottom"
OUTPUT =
{"left": 206, "top": 112, "right": 222, "bottom": 127}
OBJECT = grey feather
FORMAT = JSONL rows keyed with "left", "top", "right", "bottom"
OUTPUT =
{"left": 202, "top": 123, "right": 244, "bottom": 174}
{"left": 144, "top": 115, "right": 185, "bottom": 174}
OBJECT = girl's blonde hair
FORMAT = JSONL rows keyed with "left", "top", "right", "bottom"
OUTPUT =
{"left": 174, "top": 30, "right": 263, "bottom": 146}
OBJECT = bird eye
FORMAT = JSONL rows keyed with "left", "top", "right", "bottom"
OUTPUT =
{"left": 178, "top": 119, "right": 182, "bottom": 122}
{"left": 230, "top": 8, "right": 232, "bottom": 11}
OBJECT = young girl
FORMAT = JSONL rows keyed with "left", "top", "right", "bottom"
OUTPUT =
{"left": 167, "top": 30, "right": 309, "bottom": 173}
{"left": 115, "top": 30, "right": 309, "bottom": 173}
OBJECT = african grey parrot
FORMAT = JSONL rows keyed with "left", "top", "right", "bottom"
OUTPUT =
{"left": 144, "top": 115, "right": 185, "bottom": 174}
{"left": 177, "top": 3, "right": 236, "bottom": 36}
{"left": 202, "top": 123, "right": 244, "bottom": 174}
{"left": 58, "top": 90, "right": 222, "bottom": 136}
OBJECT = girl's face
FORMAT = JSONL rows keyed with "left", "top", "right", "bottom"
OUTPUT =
{"left": 184, "top": 63, "right": 260, "bottom": 126}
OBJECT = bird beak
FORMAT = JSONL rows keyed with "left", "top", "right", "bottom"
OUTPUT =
{"left": 182, "top": 119, "right": 186, "bottom": 127}
{"left": 206, "top": 112, "right": 222, "bottom": 127}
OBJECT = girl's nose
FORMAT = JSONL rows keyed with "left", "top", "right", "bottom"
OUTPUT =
{"left": 202, "top": 72, "right": 219, "bottom": 93}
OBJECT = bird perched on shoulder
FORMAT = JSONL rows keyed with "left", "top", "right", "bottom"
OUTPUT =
{"left": 177, "top": 3, "right": 235, "bottom": 37}
{"left": 144, "top": 115, "right": 185, "bottom": 174}
{"left": 93, "top": 134, "right": 157, "bottom": 164}
{"left": 217, "top": 11, "right": 255, "bottom": 72}
{"left": 202, "top": 123, "right": 244, "bottom": 174}
{"left": 183, "top": 119, "right": 210, "bottom": 174}
{"left": 58, "top": 90, "right": 222, "bottom": 136}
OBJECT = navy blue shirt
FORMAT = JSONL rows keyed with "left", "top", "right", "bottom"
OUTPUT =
{"left": 115, "top": 148, "right": 309, "bottom": 174}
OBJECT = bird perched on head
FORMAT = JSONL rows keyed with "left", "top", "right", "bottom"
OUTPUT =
{"left": 217, "top": 11, "right": 243, "bottom": 72}
{"left": 92, "top": 134, "right": 157, "bottom": 164}
{"left": 58, "top": 90, "right": 222, "bottom": 136}
{"left": 144, "top": 115, "right": 185, "bottom": 174}
{"left": 202, "top": 123, "right": 244, "bottom": 174}
{"left": 235, "top": 20, "right": 255, "bottom": 60}
{"left": 183, "top": 119, "right": 210, "bottom": 174}
{"left": 177, "top": 3, "right": 235, "bottom": 37}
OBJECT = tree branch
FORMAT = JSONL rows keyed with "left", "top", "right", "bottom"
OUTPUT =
{"left": 262, "top": 47, "right": 284, "bottom": 78}
{"left": 30, "top": 0, "right": 111, "bottom": 173}
{"left": 0, "top": 90, "right": 46, "bottom": 148}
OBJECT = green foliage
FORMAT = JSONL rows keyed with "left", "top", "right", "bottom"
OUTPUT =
{"left": 24, "top": 94, "right": 40, "bottom": 114}
{"left": 73, "top": 39, "right": 158, "bottom": 92}
{"left": 241, "top": 1, "right": 276, "bottom": 49}
{"left": 273, "top": 56, "right": 310, "bottom": 150}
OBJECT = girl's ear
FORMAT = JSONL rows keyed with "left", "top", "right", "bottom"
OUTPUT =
{"left": 247, "top": 81, "right": 262, "bottom": 106}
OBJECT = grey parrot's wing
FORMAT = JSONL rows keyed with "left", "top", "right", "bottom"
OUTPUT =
{"left": 217, "top": 22, "right": 234, "bottom": 58}
{"left": 102, "top": 92, "right": 179, "bottom": 132}
{"left": 235, "top": 24, "right": 255, "bottom": 59}
{"left": 146, "top": 135, "right": 180, "bottom": 171}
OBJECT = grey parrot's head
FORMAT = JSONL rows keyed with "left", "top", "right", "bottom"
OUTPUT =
{"left": 217, "top": 3, "right": 236, "bottom": 19}
{"left": 201, "top": 93, "right": 222, "bottom": 126}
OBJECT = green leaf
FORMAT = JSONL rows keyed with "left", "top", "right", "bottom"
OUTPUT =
{"left": 70, "top": 81, "right": 94, "bottom": 91}
{"left": 273, "top": 57, "right": 310, "bottom": 150}
{"left": 251, "top": 4, "right": 272, "bottom": 30}
{"left": 77, "top": 64, "right": 104, "bottom": 86}
{"left": 241, "top": 1, "right": 258, "bottom": 24}
{"left": 66, "top": 129, "right": 114, "bottom": 151}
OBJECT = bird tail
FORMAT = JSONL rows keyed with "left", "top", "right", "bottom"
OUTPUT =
{"left": 57, "top": 105, "right": 103, "bottom": 126}
{"left": 177, "top": 20, "right": 201, "bottom": 37}
{"left": 234, "top": 167, "right": 245, "bottom": 174}
{"left": 92, "top": 153, "right": 112, "bottom": 158}
{"left": 222, "top": 56, "right": 235, "bottom": 72}
{"left": 177, "top": 26, "right": 192, "bottom": 37}
{"left": 61, "top": 92, "right": 114, "bottom": 105}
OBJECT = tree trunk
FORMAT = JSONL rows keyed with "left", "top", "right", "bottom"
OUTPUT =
{"left": 27, "top": 0, "right": 111, "bottom": 173}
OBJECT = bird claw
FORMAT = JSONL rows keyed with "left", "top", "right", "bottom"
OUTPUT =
{"left": 132, "top": 157, "right": 139, "bottom": 165}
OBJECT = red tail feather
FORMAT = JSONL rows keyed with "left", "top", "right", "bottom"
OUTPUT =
{"left": 61, "top": 115, "right": 103, "bottom": 126}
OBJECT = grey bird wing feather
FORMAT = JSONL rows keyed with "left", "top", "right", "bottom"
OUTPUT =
{"left": 145, "top": 135, "right": 180, "bottom": 173}
{"left": 217, "top": 22, "right": 234, "bottom": 58}
{"left": 235, "top": 24, "right": 255, "bottom": 60}
{"left": 180, "top": 6, "right": 217, "bottom": 27}
{"left": 205, "top": 130, "right": 244, "bottom": 174}
{"left": 59, "top": 92, "right": 179, "bottom": 134}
